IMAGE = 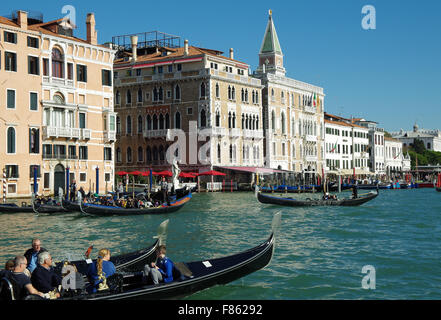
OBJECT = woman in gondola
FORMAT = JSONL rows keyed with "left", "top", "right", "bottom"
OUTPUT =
{"left": 86, "top": 249, "right": 116, "bottom": 293}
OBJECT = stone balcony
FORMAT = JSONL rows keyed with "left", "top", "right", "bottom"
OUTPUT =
{"left": 43, "top": 126, "right": 80, "bottom": 140}
{"left": 229, "top": 128, "right": 241, "bottom": 138}
{"left": 243, "top": 129, "right": 264, "bottom": 140}
{"left": 143, "top": 129, "right": 172, "bottom": 140}
{"left": 104, "top": 131, "right": 116, "bottom": 142}
{"left": 43, "top": 76, "right": 74, "bottom": 88}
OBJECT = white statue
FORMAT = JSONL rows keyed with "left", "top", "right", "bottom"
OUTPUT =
{"left": 172, "top": 159, "right": 181, "bottom": 191}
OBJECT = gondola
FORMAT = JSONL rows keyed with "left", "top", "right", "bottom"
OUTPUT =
{"left": 256, "top": 187, "right": 379, "bottom": 207}
{"left": 79, "top": 192, "right": 192, "bottom": 216}
{"left": 32, "top": 200, "right": 72, "bottom": 214}
{"left": 59, "top": 214, "right": 279, "bottom": 301}
{"left": 0, "top": 203, "right": 34, "bottom": 213}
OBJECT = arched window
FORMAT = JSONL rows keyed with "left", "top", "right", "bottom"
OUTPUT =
{"left": 152, "top": 146, "right": 158, "bottom": 161}
{"left": 116, "top": 116, "right": 121, "bottom": 134}
{"left": 146, "top": 115, "right": 152, "bottom": 131}
{"left": 52, "top": 48, "right": 64, "bottom": 78}
{"left": 175, "top": 112, "right": 181, "bottom": 129}
{"left": 215, "top": 83, "right": 220, "bottom": 98}
{"left": 245, "top": 89, "right": 248, "bottom": 103}
{"left": 216, "top": 110, "right": 220, "bottom": 127}
{"left": 116, "top": 147, "right": 122, "bottom": 163}
{"left": 281, "top": 112, "right": 286, "bottom": 134}
{"left": 232, "top": 113, "right": 236, "bottom": 128}
{"left": 200, "top": 82, "right": 206, "bottom": 98}
{"left": 137, "top": 116, "right": 143, "bottom": 134}
{"left": 153, "top": 87, "right": 158, "bottom": 102}
{"left": 256, "top": 116, "right": 259, "bottom": 130}
{"left": 241, "top": 89, "right": 245, "bottom": 102}
{"left": 228, "top": 86, "right": 232, "bottom": 100}
{"left": 271, "top": 110, "right": 276, "bottom": 130}
{"left": 153, "top": 115, "right": 158, "bottom": 130}
{"left": 127, "top": 147, "right": 132, "bottom": 163}
{"left": 165, "top": 114, "right": 170, "bottom": 129}
{"left": 158, "top": 87, "right": 163, "bottom": 101}
{"left": 255, "top": 91, "right": 259, "bottom": 104}
{"left": 53, "top": 93, "right": 65, "bottom": 105}
{"left": 115, "top": 91, "right": 121, "bottom": 105}
{"left": 126, "top": 116, "right": 132, "bottom": 134}
{"left": 228, "top": 112, "right": 232, "bottom": 129}
{"left": 231, "top": 86, "right": 235, "bottom": 100}
{"left": 229, "top": 145, "right": 233, "bottom": 163}
{"left": 137, "top": 88, "right": 143, "bottom": 103}
{"left": 126, "top": 90, "right": 132, "bottom": 104}
{"left": 138, "top": 147, "right": 144, "bottom": 162}
{"left": 7, "top": 127, "right": 16, "bottom": 154}
{"left": 159, "top": 146, "right": 165, "bottom": 161}
{"left": 217, "top": 143, "right": 221, "bottom": 162}
{"left": 200, "top": 109, "right": 207, "bottom": 127}
{"left": 146, "top": 147, "right": 152, "bottom": 163}
{"left": 159, "top": 114, "right": 164, "bottom": 130}
{"left": 175, "top": 85, "right": 181, "bottom": 100}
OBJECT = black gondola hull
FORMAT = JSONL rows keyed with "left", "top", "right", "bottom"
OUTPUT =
{"left": 0, "top": 203, "right": 34, "bottom": 213}
{"left": 63, "top": 234, "right": 275, "bottom": 300}
{"left": 257, "top": 191, "right": 378, "bottom": 207}
{"left": 80, "top": 193, "right": 192, "bottom": 216}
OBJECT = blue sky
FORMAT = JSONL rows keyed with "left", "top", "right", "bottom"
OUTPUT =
{"left": 4, "top": 0, "right": 440, "bottom": 132}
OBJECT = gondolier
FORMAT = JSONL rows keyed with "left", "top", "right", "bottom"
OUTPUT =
{"left": 69, "top": 180, "right": 77, "bottom": 202}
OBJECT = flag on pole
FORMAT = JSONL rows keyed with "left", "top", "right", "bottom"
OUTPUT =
{"left": 330, "top": 141, "right": 338, "bottom": 153}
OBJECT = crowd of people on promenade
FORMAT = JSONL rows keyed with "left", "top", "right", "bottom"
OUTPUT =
{"left": 0, "top": 238, "right": 177, "bottom": 300}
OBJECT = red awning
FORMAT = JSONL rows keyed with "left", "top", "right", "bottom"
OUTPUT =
{"left": 198, "top": 170, "right": 226, "bottom": 176}
{"left": 216, "top": 167, "right": 287, "bottom": 174}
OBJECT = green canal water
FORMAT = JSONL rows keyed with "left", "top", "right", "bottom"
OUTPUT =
{"left": 1, "top": 189, "right": 440, "bottom": 300}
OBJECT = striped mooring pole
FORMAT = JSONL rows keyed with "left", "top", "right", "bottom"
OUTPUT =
{"left": 2, "top": 168, "right": 6, "bottom": 203}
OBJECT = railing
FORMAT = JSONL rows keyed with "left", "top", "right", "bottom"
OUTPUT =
{"left": 104, "top": 131, "right": 116, "bottom": 142}
{"left": 143, "top": 129, "right": 172, "bottom": 139}
{"left": 243, "top": 130, "right": 264, "bottom": 140}
{"left": 43, "top": 126, "right": 81, "bottom": 139}
{"left": 229, "top": 128, "right": 241, "bottom": 138}
{"left": 81, "top": 129, "right": 91, "bottom": 140}
{"left": 43, "top": 76, "right": 74, "bottom": 87}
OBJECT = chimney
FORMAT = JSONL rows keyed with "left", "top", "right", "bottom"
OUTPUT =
{"left": 184, "top": 39, "right": 189, "bottom": 56}
{"left": 229, "top": 48, "right": 234, "bottom": 60}
{"left": 17, "top": 10, "right": 28, "bottom": 30}
{"left": 131, "top": 36, "right": 138, "bottom": 62}
{"left": 86, "top": 13, "right": 98, "bottom": 45}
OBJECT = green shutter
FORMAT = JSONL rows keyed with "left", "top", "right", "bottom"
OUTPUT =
{"left": 7, "top": 90, "right": 15, "bottom": 109}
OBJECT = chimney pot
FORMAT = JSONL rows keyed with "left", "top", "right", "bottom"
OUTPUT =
{"left": 131, "top": 35, "right": 138, "bottom": 62}
{"left": 86, "top": 13, "right": 98, "bottom": 45}
{"left": 184, "top": 39, "right": 189, "bottom": 56}
{"left": 229, "top": 48, "right": 234, "bottom": 60}
{"left": 17, "top": 10, "right": 28, "bottom": 30}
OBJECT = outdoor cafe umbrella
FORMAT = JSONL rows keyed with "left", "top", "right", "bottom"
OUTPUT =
{"left": 198, "top": 170, "right": 226, "bottom": 192}
{"left": 155, "top": 171, "right": 173, "bottom": 177}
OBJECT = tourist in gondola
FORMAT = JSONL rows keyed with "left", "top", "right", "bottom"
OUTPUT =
{"left": 0, "top": 259, "right": 14, "bottom": 279}
{"left": 30, "top": 251, "right": 61, "bottom": 298}
{"left": 11, "top": 256, "right": 45, "bottom": 299}
{"left": 143, "top": 245, "right": 174, "bottom": 285}
{"left": 24, "top": 239, "right": 47, "bottom": 274}
{"left": 86, "top": 249, "right": 116, "bottom": 293}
